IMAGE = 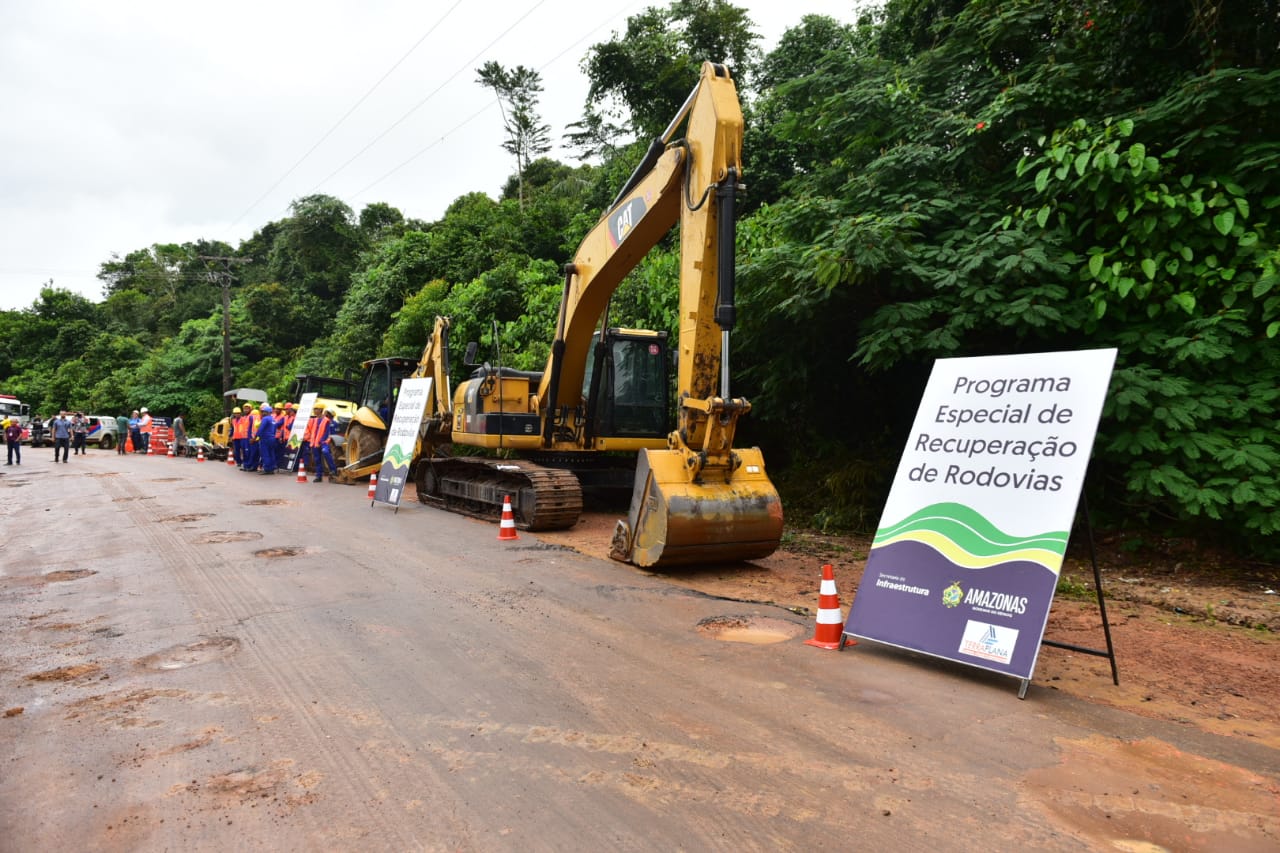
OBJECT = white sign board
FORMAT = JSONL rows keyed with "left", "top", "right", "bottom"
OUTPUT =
{"left": 373, "top": 377, "right": 432, "bottom": 508}
{"left": 846, "top": 348, "right": 1117, "bottom": 680}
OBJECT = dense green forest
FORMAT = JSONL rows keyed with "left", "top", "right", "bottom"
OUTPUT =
{"left": 2, "top": 0, "right": 1276, "bottom": 555}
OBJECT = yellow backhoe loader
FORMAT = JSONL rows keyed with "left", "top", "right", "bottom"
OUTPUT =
{"left": 334, "top": 316, "right": 453, "bottom": 483}
{"left": 405, "top": 62, "right": 783, "bottom": 567}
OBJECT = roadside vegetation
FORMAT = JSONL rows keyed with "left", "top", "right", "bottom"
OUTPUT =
{"left": 1, "top": 0, "right": 1276, "bottom": 559}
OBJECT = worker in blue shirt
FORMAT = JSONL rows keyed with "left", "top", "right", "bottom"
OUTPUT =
{"left": 256, "top": 404, "right": 278, "bottom": 475}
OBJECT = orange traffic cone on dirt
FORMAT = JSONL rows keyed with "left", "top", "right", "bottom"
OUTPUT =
{"left": 497, "top": 495, "right": 519, "bottom": 541}
{"left": 367, "top": 472, "right": 378, "bottom": 500}
{"left": 226, "top": 450, "right": 236, "bottom": 466}
{"left": 197, "top": 447, "right": 205, "bottom": 462}
{"left": 804, "top": 564, "right": 849, "bottom": 650}
{"left": 297, "top": 459, "right": 308, "bottom": 483}
{"left": 166, "top": 444, "right": 175, "bottom": 458}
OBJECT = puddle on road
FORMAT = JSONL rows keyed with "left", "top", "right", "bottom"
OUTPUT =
{"left": 194, "top": 531, "right": 263, "bottom": 544}
{"left": 242, "top": 498, "right": 293, "bottom": 507}
{"left": 696, "top": 615, "right": 803, "bottom": 645}
{"left": 160, "top": 513, "right": 214, "bottom": 522}
{"left": 137, "top": 636, "right": 240, "bottom": 671}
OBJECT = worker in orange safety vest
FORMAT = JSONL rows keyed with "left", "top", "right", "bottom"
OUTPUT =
{"left": 310, "top": 409, "right": 339, "bottom": 483}
{"left": 243, "top": 406, "right": 263, "bottom": 471}
{"left": 231, "top": 406, "right": 248, "bottom": 468}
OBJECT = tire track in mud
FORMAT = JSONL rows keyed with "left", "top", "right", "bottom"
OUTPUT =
{"left": 103, "top": 473, "right": 476, "bottom": 847}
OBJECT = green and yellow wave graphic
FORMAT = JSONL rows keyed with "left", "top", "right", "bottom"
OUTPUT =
{"left": 382, "top": 445, "right": 413, "bottom": 469}
{"left": 873, "top": 502, "right": 1069, "bottom": 573}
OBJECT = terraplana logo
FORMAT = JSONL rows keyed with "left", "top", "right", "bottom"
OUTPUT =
{"left": 942, "top": 581, "right": 963, "bottom": 609}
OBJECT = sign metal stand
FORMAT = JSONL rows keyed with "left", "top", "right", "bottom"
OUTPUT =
{"left": 1023, "top": 493, "right": 1119, "bottom": 698}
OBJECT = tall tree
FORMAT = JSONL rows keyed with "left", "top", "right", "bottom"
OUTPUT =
{"left": 476, "top": 62, "right": 552, "bottom": 208}
{"left": 267, "top": 194, "right": 366, "bottom": 308}
{"left": 571, "top": 0, "right": 760, "bottom": 154}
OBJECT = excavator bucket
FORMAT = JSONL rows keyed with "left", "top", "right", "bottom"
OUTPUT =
{"left": 611, "top": 447, "right": 784, "bottom": 568}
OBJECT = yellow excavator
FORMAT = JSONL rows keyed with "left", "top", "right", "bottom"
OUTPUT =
{"left": 402, "top": 61, "right": 783, "bottom": 567}
{"left": 336, "top": 63, "right": 781, "bottom": 565}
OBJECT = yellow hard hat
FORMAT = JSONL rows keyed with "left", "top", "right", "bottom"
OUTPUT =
{"left": 232, "top": 406, "right": 241, "bottom": 414}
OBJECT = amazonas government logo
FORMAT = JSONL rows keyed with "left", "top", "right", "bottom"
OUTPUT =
{"left": 941, "top": 581, "right": 963, "bottom": 608}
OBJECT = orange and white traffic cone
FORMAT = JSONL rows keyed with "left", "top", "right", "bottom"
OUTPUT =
{"left": 497, "top": 495, "right": 519, "bottom": 541}
{"left": 147, "top": 442, "right": 154, "bottom": 456}
{"left": 297, "top": 459, "right": 308, "bottom": 483}
{"left": 197, "top": 447, "right": 205, "bottom": 463}
{"left": 367, "top": 472, "right": 378, "bottom": 499}
{"left": 804, "top": 564, "right": 849, "bottom": 650}
{"left": 166, "top": 444, "right": 174, "bottom": 458}
{"left": 226, "top": 449, "right": 236, "bottom": 466}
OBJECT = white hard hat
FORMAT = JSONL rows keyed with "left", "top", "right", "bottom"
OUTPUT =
{"left": 140, "top": 407, "right": 148, "bottom": 413}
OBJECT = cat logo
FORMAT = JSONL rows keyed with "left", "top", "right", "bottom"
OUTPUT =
{"left": 608, "top": 197, "right": 648, "bottom": 248}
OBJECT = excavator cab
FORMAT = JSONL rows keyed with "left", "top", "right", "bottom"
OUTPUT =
{"left": 582, "top": 329, "right": 669, "bottom": 441}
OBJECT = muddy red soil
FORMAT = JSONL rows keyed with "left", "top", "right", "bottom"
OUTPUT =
{"left": 538, "top": 514, "right": 1280, "bottom": 750}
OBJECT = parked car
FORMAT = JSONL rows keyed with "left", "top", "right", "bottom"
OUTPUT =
{"left": 85, "top": 415, "right": 120, "bottom": 449}
{"left": 26, "top": 414, "right": 120, "bottom": 449}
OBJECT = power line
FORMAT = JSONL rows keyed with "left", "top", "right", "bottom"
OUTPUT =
{"left": 307, "top": 0, "right": 550, "bottom": 196}
{"left": 224, "top": 0, "right": 466, "bottom": 234}
{"left": 349, "top": 0, "right": 645, "bottom": 201}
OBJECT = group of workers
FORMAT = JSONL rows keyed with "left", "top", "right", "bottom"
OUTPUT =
{"left": 228, "top": 402, "right": 339, "bottom": 481}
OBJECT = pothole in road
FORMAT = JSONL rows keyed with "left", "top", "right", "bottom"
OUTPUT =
{"left": 254, "top": 546, "right": 309, "bottom": 558}
{"left": 149, "top": 477, "right": 185, "bottom": 482}
{"left": 695, "top": 615, "right": 803, "bottom": 645}
{"left": 112, "top": 495, "right": 156, "bottom": 502}
{"left": 194, "top": 531, "right": 263, "bottom": 544}
{"left": 44, "top": 569, "right": 97, "bottom": 583}
{"left": 161, "top": 513, "right": 214, "bottom": 523}
{"left": 242, "top": 498, "right": 293, "bottom": 507}
{"left": 3, "top": 479, "right": 32, "bottom": 488}
{"left": 137, "top": 636, "right": 240, "bottom": 671}
{"left": 27, "top": 663, "right": 102, "bottom": 682}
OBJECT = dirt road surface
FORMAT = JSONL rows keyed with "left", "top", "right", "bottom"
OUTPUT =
{"left": 2, "top": 452, "right": 1277, "bottom": 851}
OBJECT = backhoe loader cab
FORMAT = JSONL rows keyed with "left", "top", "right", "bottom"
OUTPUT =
{"left": 355, "top": 357, "right": 417, "bottom": 424}
{"left": 341, "top": 356, "right": 418, "bottom": 470}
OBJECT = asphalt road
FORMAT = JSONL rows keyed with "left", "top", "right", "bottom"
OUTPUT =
{"left": 2, "top": 450, "right": 1277, "bottom": 851}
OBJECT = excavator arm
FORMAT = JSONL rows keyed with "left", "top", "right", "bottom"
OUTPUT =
{"left": 410, "top": 315, "right": 453, "bottom": 453}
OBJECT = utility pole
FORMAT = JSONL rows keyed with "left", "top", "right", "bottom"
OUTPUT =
{"left": 198, "top": 256, "right": 251, "bottom": 417}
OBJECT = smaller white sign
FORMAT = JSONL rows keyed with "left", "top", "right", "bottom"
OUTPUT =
{"left": 958, "top": 621, "right": 1020, "bottom": 665}
{"left": 288, "top": 392, "right": 319, "bottom": 450}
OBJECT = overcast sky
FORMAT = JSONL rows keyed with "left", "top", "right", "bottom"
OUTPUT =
{"left": 0, "top": 1, "right": 862, "bottom": 312}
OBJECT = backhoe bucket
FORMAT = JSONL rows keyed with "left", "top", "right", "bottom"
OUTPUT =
{"left": 611, "top": 447, "right": 784, "bottom": 568}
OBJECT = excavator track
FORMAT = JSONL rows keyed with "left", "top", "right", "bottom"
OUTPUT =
{"left": 415, "top": 456, "right": 582, "bottom": 531}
